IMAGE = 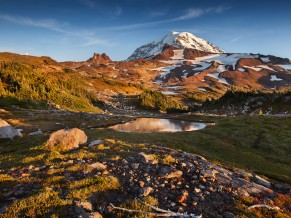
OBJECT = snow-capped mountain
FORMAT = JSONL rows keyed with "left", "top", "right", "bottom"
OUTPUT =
{"left": 128, "top": 31, "right": 224, "bottom": 60}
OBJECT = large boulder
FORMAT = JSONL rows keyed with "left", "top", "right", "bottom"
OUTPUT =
{"left": 45, "top": 128, "right": 87, "bottom": 151}
{"left": 0, "top": 118, "right": 23, "bottom": 139}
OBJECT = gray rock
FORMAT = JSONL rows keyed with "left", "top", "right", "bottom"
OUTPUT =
{"left": 158, "top": 166, "right": 182, "bottom": 179}
{"left": 0, "top": 118, "right": 23, "bottom": 139}
{"left": 224, "top": 212, "right": 235, "bottom": 218}
{"left": 45, "top": 128, "right": 87, "bottom": 151}
{"left": 200, "top": 169, "right": 217, "bottom": 178}
{"left": 28, "top": 129, "right": 43, "bottom": 136}
{"left": 254, "top": 175, "right": 272, "bottom": 188}
{"left": 131, "top": 163, "right": 139, "bottom": 170}
{"left": 88, "top": 139, "right": 104, "bottom": 147}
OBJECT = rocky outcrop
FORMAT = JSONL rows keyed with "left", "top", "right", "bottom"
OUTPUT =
{"left": 236, "top": 58, "right": 263, "bottom": 68}
{"left": 1, "top": 140, "right": 290, "bottom": 217}
{"left": 45, "top": 128, "right": 87, "bottom": 151}
{"left": 87, "top": 53, "right": 112, "bottom": 65}
{"left": 183, "top": 48, "right": 210, "bottom": 60}
{"left": 0, "top": 118, "right": 22, "bottom": 139}
{"left": 153, "top": 44, "right": 176, "bottom": 60}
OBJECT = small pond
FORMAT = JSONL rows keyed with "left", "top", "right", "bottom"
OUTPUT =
{"left": 109, "top": 118, "right": 209, "bottom": 133}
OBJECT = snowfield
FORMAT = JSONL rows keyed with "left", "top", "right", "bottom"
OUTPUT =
{"left": 270, "top": 75, "right": 283, "bottom": 81}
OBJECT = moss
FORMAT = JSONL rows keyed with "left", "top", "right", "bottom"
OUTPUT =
{"left": 162, "top": 155, "right": 176, "bottom": 165}
{"left": 0, "top": 191, "right": 71, "bottom": 218}
{"left": 68, "top": 176, "right": 120, "bottom": 200}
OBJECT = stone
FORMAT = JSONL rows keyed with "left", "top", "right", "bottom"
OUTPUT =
{"left": 45, "top": 128, "right": 87, "bottom": 151}
{"left": 88, "top": 212, "right": 103, "bottom": 218}
{"left": 224, "top": 212, "right": 235, "bottom": 218}
{"left": 177, "top": 195, "right": 187, "bottom": 203}
{"left": 254, "top": 175, "right": 272, "bottom": 188}
{"left": 28, "top": 129, "right": 43, "bottom": 136}
{"left": 131, "top": 163, "right": 139, "bottom": 170}
{"left": 139, "top": 187, "right": 153, "bottom": 197}
{"left": 88, "top": 140, "right": 104, "bottom": 147}
{"left": 159, "top": 166, "right": 183, "bottom": 179}
{"left": 200, "top": 169, "right": 216, "bottom": 178}
{"left": 139, "top": 152, "right": 158, "bottom": 164}
{"left": 75, "top": 201, "right": 93, "bottom": 212}
{"left": 90, "top": 162, "right": 107, "bottom": 171}
{"left": 194, "top": 188, "right": 201, "bottom": 193}
{"left": 166, "top": 170, "right": 183, "bottom": 179}
{"left": 0, "top": 118, "right": 23, "bottom": 139}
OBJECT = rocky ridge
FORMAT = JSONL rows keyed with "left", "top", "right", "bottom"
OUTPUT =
{"left": 128, "top": 32, "right": 224, "bottom": 60}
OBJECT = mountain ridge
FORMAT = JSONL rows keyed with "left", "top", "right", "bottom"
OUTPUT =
{"left": 128, "top": 31, "right": 224, "bottom": 60}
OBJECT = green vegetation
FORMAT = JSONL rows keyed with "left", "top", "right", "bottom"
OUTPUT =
{"left": 68, "top": 176, "right": 120, "bottom": 200}
{"left": 92, "top": 115, "right": 291, "bottom": 183}
{"left": 0, "top": 191, "right": 71, "bottom": 218}
{"left": 162, "top": 155, "right": 176, "bottom": 165}
{"left": 140, "top": 89, "right": 187, "bottom": 112}
{"left": 0, "top": 62, "right": 101, "bottom": 112}
{"left": 0, "top": 110, "right": 290, "bottom": 217}
{"left": 203, "top": 90, "right": 291, "bottom": 114}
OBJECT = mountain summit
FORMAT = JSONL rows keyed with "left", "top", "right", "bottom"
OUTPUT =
{"left": 128, "top": 31, "right": 224, "bottom": 60}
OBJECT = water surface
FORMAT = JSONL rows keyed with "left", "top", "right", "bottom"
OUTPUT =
{"left": 109, "top": 118, "right": 207, "bottom": 133}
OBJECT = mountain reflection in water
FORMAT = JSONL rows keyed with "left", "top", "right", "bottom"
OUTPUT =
{"left": 109, "top": 118, "right": 207, "bottom": 133}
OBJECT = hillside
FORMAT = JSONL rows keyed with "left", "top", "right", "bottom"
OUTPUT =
{"left": 0, "top": 44, "right": 291, "bottom": 218}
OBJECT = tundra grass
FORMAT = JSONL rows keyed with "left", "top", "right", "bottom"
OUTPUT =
{"left": 88, "top": 115, "right": 291, "bottom": 183}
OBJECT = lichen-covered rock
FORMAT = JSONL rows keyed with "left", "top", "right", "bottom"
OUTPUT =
{"left": 0, "top": 118, "right": 23, "bottom": 139}
{"left": 45, "top": 128, "right": 87, "bottom": 151}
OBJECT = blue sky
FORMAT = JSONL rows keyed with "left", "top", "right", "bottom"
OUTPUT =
{"left": 0, "top": 0, "right": 291, "bottom": 61}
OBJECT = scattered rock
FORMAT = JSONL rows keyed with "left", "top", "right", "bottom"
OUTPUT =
{"left": 200, "top": 169, "right": 216, "bottom": 178}
{"left": 166, "top": 170, "right": 183, "bottom": 179}
{"left": 139, "top": 187, "right": 153, "bottom": 197}
{"left": 44, "top": 128, "right": 87, "bottom": 151}
{"left": 88, "top": 212, "right": 103, "bottom": 218}
{"left": 28, "top": 129, "right": 43, "bottom": 136}
{"left": 90, "top": 162, "right": 107, "bottom": 171}
{"left": 139, "top": 152, "right": 158, "bottom": 164}
{"left": 131, "top": 163, "right": 139, "bottom": 170}
{"left": 88, "top": 139, "right": 104, "bottom": 147}
{"left": 76, "top": 201, "right": 93, "bottom": 212}
{"left": 254, "top": 175, "right": 272, "bottom": 188}
{"left": 224, "top": 212, "right": 235, "bottom": 218}
{"left": 0, "top": 118, "right": 23, "bottom": 139}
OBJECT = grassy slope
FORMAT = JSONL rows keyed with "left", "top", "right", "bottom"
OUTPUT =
{"left": 0, "top": 53, "right": 145, "bottom": 112}
{"left": 202, "top": 90, "right": 291, "bottom": 114}
{"left": 90, "top": 115, "right": 291, "bottom": 183}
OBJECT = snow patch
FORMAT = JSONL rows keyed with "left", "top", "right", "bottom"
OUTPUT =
{"left": 278, "top": 64, "right": 291, "bottom": 70}
{"left": 206, "top": 73, "right": 229, "bottom": 84}
{"left": 197, "top": 87, "right": 207, "bottom": 91}
{"left": 171, "top": 49, "right": 184, "bottom": 60}
{"left": 270, "top": 75, "right": 282, "bottom": 81}
{"left": 260, "top": 57, "right": 270, "bottom": 62}
{"left": 163, "top": 85, "right": 181, "bottom": 89}
{"left": 161, "top": 91, "right": 179, "bottom": 95}
{"left": 245, "top": 65, "right": 274, "bottom": 71}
